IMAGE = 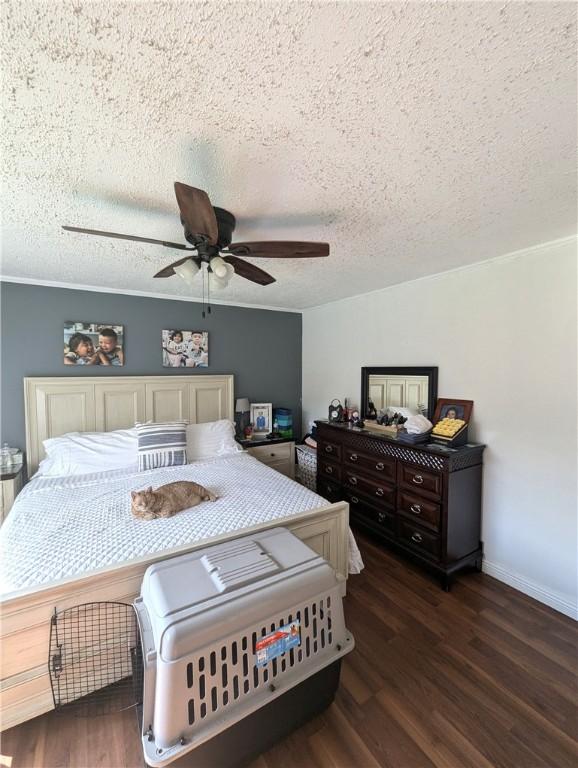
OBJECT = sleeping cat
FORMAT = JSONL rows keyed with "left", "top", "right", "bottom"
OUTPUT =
{"left": 131, "top": 481, "right": 217, "bottom": 520}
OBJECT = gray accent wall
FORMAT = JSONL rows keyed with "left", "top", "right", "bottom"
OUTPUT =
{"left": 0, "top": 282, "right": 302, "bottom": 449}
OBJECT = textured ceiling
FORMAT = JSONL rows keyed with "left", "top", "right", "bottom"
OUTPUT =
{"left": 1, "top": 1, "right": 576, "bottom": 310}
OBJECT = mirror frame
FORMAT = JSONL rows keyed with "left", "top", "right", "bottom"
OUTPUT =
{"left": 361, "top": 366, "right": 438, "bottom": 420}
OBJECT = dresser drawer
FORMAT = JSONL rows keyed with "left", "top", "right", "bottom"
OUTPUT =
{"left": 398, "top": 519, "right": 440, "bottom": 560}
{"left": 397, "top": 490, "right": 441, "bottom": 532}
{"left": 318, "top": 457, "right": 341, "bottom": 483}
{"left": 317, "top": 478, "right": 343, "bottom": 503}
{"left": 398, "top": 463, "right": 442, "bottom": 499}
{"left": 344, "top": 471, "right": 395, "bottom": 508}
{"left": 318, "top": 440, "right": 342, "bottom": 462}
{"left": 346, "top": 490, "right": 396, "bottom": 536}
{"left": 344, "top": 448, "right": 395, "bottom": 481}
{"left": 247, "top": 442, "right": 292, "bottom": 463}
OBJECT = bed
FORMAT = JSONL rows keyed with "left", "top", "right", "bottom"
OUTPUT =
{"left": 0, "top": 375, "right": 352, "bottom": 730}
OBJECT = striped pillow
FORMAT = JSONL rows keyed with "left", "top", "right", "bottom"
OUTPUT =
{"left": 136, "top": 421, "right": 187, "bottom": 471}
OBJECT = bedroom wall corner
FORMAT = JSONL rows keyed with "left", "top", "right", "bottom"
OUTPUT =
{"left": 301, "top": 236, "right": 578, "bottom": 618}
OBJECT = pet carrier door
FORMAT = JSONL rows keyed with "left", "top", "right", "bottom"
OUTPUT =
{"left": 48, "top": 601, "right": 143, "bottom": 717}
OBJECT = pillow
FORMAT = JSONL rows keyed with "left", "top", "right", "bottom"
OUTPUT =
{"left": 136, "top": 421, "right": 187, "bottom": 471}
{"left": 41, "top": 428, "right": 138, "bottom": 476}
{"left": 186, "top": 419, "right": 243, "bottom": 462}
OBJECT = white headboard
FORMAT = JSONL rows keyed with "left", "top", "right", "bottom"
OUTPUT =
{"left": 24, "top": 375, "right": 234, "bottom": 475}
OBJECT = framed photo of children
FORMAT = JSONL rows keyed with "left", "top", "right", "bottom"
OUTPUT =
{"left": 162, "top": 330, "right": 209, "bottom": 368}
{"left": 64, "top": 322, "right": 124, "bottom": 366}
{"left": 250, "top": 403, "right": 272, "bottom": 435}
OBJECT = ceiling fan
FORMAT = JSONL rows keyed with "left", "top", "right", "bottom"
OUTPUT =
{"left": 63, "top": 183, "right": 329, "bottom": 294}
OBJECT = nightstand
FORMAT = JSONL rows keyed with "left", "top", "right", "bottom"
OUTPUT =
{"left": 239, "top": 437, "right": 295, "bottom": 479}
{"left": 1, "top": 463, "right": 24, "bottom": 525}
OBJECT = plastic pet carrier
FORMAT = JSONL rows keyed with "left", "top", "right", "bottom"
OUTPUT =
{"left": 48, "top": 528, "right": 354, "bottom": 768}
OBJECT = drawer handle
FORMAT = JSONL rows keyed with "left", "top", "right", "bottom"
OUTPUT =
{"left": 270, "top": 453, "right": 276, "bottom": 457}
{"left": 375, "top": 462, "right": 385, "bottom": 471}
{"left": 325, "top": 465, "right": 333, "bottom": 474}
{"left": 350, "top": 496, "right": 359, "bottom": 504}
{"left": 350, "top": 454, "right": 358, "bottom": 462}
{"left": 378, "top": 512, "right": 386, "bottom": 523}
{"left": 375, "top": 488, "right": 384, "bottom": 497}
{"left": 410, "top": 503, "right": 422, "bottom": 515}
{"left": 325, "top": 445, "right": 333, "bottom": 453}
{"left": 411, "top": 532, "right": 423, "bottom": 543}
{"left": 412, "top": 475, "right": 424, "bottom": 485}
{"left": 349, "top": 476, "right": 358, "bottom": 486}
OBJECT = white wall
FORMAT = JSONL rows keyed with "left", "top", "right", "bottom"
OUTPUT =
{"left": 302, "top": 237, "right": 578, "bottom": 618}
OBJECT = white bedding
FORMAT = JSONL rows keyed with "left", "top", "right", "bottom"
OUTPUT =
{"left": 0, "top": 453, "right": 363, "bottom": 593}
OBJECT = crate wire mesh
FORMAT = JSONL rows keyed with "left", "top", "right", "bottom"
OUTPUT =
{"left": 296, "top": 444, "right": 317, "bottom": 491}
{"left": 49, "top": 602, "right": 143, "bottom": 717}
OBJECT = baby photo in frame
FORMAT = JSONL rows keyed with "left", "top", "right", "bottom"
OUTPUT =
{"left": 64, "top": 322, "right": 124, "bottom": 366}
{"left": 432, "top": 398, "right": 473, "bottom": 424}
{"left": 162, "top": 330, "right": 209, "bottom": 368}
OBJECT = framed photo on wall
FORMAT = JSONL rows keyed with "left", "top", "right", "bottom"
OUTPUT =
{"left": 64, "top": 321, "right": 124, "bottom": 366}
{"left": 162, "top": 330, "right": 209, "bottom": 368}
{"left": 250, "top": 403, "right": 272, "bottom": 435}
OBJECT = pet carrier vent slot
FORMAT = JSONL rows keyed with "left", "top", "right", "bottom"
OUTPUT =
{"left": 48, "top": 602, "right": 142, "bottom": 718}
{"left": 200, "top": 540, "right": 279, "bottom": 592}
{"left": 178, "top": 594, "right": 337, "bottom": 735}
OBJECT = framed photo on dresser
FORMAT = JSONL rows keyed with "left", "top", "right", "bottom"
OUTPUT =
{"left": 433, "top": 398, "right": 473, "bottom": 424}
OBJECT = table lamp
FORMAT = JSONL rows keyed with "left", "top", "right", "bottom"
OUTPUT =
{"left": 235, "top": 397, "right": 250, "bottom": 438}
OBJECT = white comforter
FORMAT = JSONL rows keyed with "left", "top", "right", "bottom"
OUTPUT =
{"left": 0, "top": 453, "right": 363, "bottom": 593}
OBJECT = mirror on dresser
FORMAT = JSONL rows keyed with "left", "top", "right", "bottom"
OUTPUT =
{"left": 361, "top": 366, "right": 438, "bottom": 419}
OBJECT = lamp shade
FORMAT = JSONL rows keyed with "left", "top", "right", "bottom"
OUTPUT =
{"left": 210, "top": 262, "right": 235, "bottom": 290}
{"left": 174, "top": 259, "right": 200, "bottom": 286}
{"left": 235, "top": 397, "right": 250, "bottom": 413}
{"left": 209, "top": 255, "right": 228, "bottom": 278}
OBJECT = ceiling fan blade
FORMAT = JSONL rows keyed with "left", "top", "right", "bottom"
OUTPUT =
{"left": 174, "top": 182, "right": 219, "bottom": 246}
{"left": 222, "top": 255, "right": 276, "bottom": 286}
{"left": 227, "top": 241, "right": 329, "bottom": 259}
{"left": 154, "top": 256, "right": 200, "bottom": 278}
{"left": 62, "top": 226, "right": 191, "bottom": 250}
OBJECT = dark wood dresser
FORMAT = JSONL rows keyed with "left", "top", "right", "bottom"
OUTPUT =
{"left": 315, "top": 421, "right": 485, "bottom": 589}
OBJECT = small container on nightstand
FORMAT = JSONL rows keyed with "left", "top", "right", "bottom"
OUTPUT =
{"left": 0, "top": 462, "right": 24, "bottom": 525}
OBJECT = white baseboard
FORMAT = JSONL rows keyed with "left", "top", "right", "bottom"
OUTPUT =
{"left": 482, "top": 560, "right": 578, "bottom": 620}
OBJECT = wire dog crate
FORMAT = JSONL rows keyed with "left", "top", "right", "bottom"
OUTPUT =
{"left": 49, "top": 602, "right": 143, "bottom": 718}
{"left": 47, "top": 528, "right": 353, "bottom": 768}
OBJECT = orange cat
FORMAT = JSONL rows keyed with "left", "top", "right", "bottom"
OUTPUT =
{"left": 131, "top": 481, "right": 217, "bottom": 520}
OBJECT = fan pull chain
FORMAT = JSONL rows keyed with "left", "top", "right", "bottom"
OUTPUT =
{"left": 207, "top": 268, "right": 211, "bottom": 314}
{"left": 202, "top": 263, "right": 206, "bottom": 319}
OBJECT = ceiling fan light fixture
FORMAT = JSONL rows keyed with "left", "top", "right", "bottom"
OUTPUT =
{"left": 209, "top": 255, "right": 228, "bottom": 278}
{"left": 173, "top": 259, "right": 199, "bottom": 286}
{"left": 210, "top": 263, "right": 235, "bottom": 290}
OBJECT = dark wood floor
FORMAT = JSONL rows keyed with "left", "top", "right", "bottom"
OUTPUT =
{"left": 2, "top": 532, "right": 577, "bottom": 768}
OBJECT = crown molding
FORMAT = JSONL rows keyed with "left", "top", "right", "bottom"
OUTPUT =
{"left": 305, "top": 234, "right": 578, "bottom": 311}
{"left": 0, "top": 276, "right": 303, "bottom": 314}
